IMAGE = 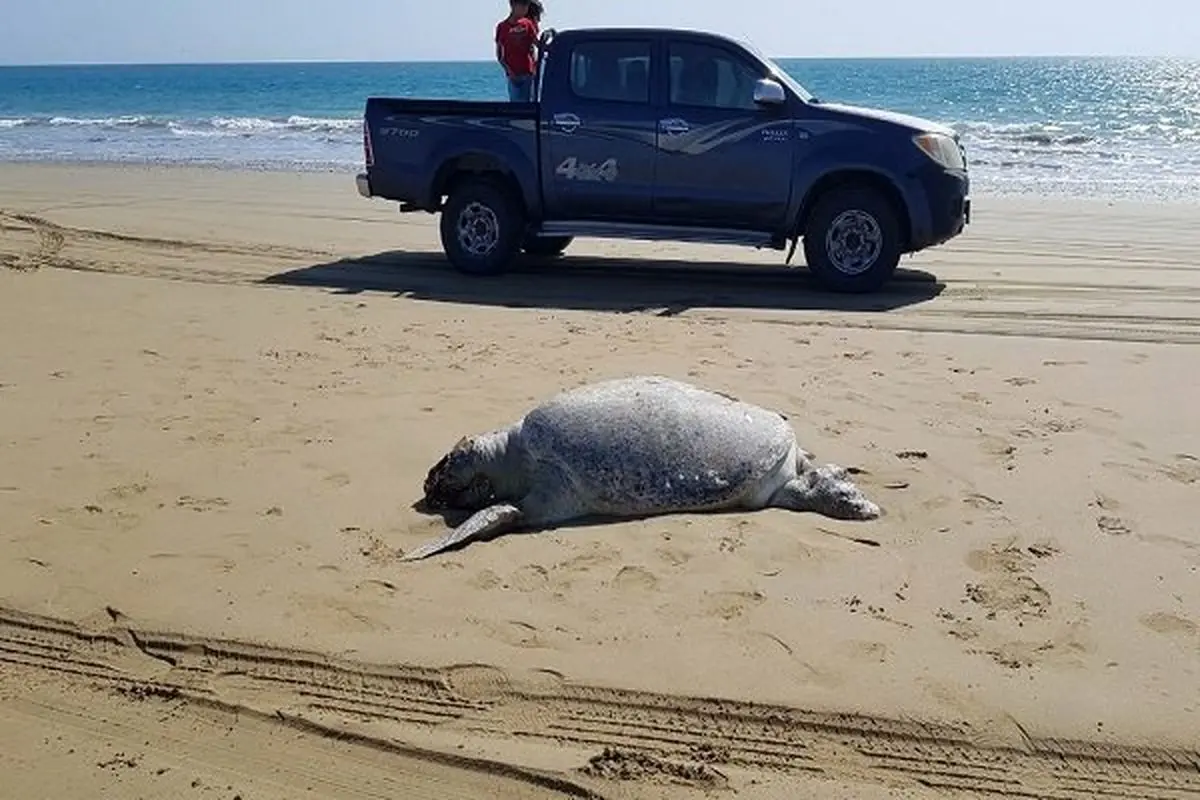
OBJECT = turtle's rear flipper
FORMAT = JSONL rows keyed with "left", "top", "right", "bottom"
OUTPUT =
{"left": 401, "top": 503, "right": 524, "bottom": 561}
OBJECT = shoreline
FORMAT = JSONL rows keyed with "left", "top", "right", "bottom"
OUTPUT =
{"left": 7, "top": 158, "right": 1200, "bottom": 209}
{"left": 2, "top": 160, "right": 1198, "bottom": 796}
{"left": 4, "top": 158, "right": 1200, "bottom": 205}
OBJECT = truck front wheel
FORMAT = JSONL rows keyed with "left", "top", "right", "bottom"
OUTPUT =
{"left": 802, "top": 186, "right": 902, "bottom": 293}
{"left": 439, "top": 179, "right": 523, "bottom": 276}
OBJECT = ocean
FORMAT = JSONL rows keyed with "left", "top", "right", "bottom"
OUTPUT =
{"left": 2, "top": 57, "right": 1198, "bottom": 202}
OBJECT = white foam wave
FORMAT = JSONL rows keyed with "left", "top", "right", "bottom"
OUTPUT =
{"left": 0, "top": 114, "right": 361, "bottom": 136}
{"left": 47, "top": 115, "right": 164, "bottom": 129}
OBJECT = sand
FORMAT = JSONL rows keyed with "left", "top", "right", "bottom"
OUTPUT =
{"left": 1, "top": 162, "right": 1198, "bottom": 799}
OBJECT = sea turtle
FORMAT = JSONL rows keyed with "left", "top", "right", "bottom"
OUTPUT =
{"left": 404, "top": 375, "right": 880, "bottom": 561}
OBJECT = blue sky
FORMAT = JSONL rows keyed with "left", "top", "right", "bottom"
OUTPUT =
{"left": 2, "top": 0, "right": 1197, "bottom": 65}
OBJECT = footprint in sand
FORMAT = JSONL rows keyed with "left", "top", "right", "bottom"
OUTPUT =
{"left": 509, "top": 564, "right": 550, "bottom": 593}
{"left": 1012, "top": 411, "right": 1083, "bottom": 441}
{"left": 936, "top": 609, "right": 982, "bottom": 642}
{"left": 1027, "top": 541, "right": 1060, "bottom": 559}
{"left": 703, "top": 591, "right": 765, "bottom": 621}
{"left": 842, "top": 640, "right": 892, "bottom": 664}
{"left": 966, "top": 543, "right": 1034, "bottom": 575}
{"left": 964, "top": 577, "right": 1050, "bottom": 620}
{"left": 963, "top": 541, "right": 1053, "bottom": 620}
{"left": 1096, "top": 516, "right": 1132, "bottom": 536}
{"left": 979, "top": 437, "right": 1018, "bottom": 471}
{"left": 175, "top": 495, "right": 230, "bottom": 512}
{"left": 472, "top": 618, "right": 544, "bottom": 649}
{"left": 556, "top": 547, "right": 622, "bottom": 575}
{"left": 355, "top": 578, "right": 398, "bottom": 598}
{"left": 357, "top": 534, "right": 402, "bottom": 565}
{"left": 106, "top": 483, "right": 150, "bottom": 500}
{"left": 973, "top": 619, "right": 1093, "bottom": 671}
{"left": 1140, "top": 612, "right": 1199, "bottom": 639}
{"left": 323, "top": 472, "right": 352, "bottom": 488}
{"left": 443, "top": 664, "right": 512, "bottom": 702}
{"left": 469, "top": 569, "right": 504, "bottom": 591}
{"left": 655, "top": 545, "right": 693, "bottom": 567}
{"left": 1159, "top": 454, "right": 1200, "bottom": 485}
{"left": 611, "top": 566, "right": 659, "bottom": 592}
{"left": 963, "top": 493, "right": 1004, "bottom": 511}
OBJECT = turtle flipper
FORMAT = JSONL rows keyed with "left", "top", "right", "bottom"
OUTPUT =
{"left": 401, "top": 503, "right": 524, "bottom": 561}
{"left": 768, "top": 465, "right": 880, "bottom": 521}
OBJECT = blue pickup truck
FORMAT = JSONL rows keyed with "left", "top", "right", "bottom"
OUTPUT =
{"left": 355, "top": 27, "right": 970, "bottom": 293}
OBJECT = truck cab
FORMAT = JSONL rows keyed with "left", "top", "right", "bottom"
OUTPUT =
{"left": 357, "top": 27, "right": 970, "bottom": 293}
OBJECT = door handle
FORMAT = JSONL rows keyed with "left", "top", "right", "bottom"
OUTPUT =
{"left": 551, "top": 113, "right": 581, "bottom": 134}
{"left": 660, "top": 118, "right": 690, "bottom": 136}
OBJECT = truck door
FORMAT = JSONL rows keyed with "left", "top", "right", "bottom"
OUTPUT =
{"left": 653, "top": 38, "right": 796, "bottom": 231}
{"left": 540, "top": 35, "right": 659, "bottom": 221}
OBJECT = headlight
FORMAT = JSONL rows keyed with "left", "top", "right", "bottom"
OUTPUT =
{"left": 914, "top": 133, "right": 966, "bottom": 171}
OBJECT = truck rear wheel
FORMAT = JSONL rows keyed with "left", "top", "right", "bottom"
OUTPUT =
{"left": 522, "top": 235, "right": 574, "bottom": 258}
{"left": 802, "top": 186, "right": 901, "bottom": 293}
{"left": 439, "top": 178, "right": 523, "bottom": 276}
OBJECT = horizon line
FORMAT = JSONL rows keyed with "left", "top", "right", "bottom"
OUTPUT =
{"left": 2, "top": 52, "right": 1196, "bottom": 68}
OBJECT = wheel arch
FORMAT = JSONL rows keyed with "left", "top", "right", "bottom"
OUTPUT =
{"left": 429, "top": 144, "right": 537, "bottom": 219}
{"left": 795, "top": 168, "right": 913, "bottom": 251}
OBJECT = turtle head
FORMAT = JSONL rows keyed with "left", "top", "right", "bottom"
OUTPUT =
{"left": 422, "top": 436, "right": 498, "bottom": 511}
{"left": 808, "top": 465, "right": 881, "bottom": 521}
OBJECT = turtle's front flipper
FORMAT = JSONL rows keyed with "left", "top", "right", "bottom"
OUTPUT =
{"left": 768, "top": 465, "right": 880, "bottom": 521}
{"left": 401, "top": 503, "right": 524, "bottom": 562}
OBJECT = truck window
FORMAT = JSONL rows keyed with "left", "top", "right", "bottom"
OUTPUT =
{"left": 569, "top": 40, "right": 652, "bottom": 104}
{"left": 668, "top": 42, "right": 762, "bottom": 111}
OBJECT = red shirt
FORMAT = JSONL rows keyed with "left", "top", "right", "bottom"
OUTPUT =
{"left": 496, "top": 17, "right": 538, "bottom": 77}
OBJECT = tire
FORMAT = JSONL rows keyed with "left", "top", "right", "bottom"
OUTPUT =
{"left": 802, "top": 186, "right": 902, "bottom": 293}
{"left": 439, "top": 178, "right": 524, "bottom": 276}
{"left": 522, "top": 235, "right": 574, "bottom": 258}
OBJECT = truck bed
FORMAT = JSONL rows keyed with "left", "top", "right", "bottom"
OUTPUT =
{"left": 362, "top": 97, "right": 541, "bottom": 212}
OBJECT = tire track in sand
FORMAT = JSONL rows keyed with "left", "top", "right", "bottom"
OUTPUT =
{"left": 5, "top": 210, "right": 1200, "bottom": 345}
{"left": 2, "top": 607, "right": 1198, "bottom": 799}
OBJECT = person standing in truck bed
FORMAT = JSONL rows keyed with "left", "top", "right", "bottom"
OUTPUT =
{"left": 495, "top": 0, "right": 539, "bottom": 102}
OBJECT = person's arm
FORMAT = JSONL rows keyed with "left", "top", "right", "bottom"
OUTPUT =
{"left": 525, "top": 19, "right": 540, "bottom": 63}
{"left": 495, "top": 25, "right": 508, "bottom": 76}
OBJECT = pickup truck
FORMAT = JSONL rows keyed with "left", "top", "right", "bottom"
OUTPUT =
{"left": 355, "top": 27, "right": 970, "bottom": 293}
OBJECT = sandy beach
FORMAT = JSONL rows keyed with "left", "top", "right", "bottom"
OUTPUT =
{"left": 2, "top": 162, "right": 1198, "bottom": 799}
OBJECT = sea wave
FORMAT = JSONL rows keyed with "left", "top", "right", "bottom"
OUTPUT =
{"left": 0, "top": 114, "right": 361, "bottom": 136}
{"left": 4, "top": 109, "right": 1200, "bottom": 201}
{"left": 6, "top": 113, "right": 1195, "bottom": 147}
{"left": 954, "top": 118, "right": 1200, "bottom": 147}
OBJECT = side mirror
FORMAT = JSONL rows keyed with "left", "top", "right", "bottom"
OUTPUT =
{"left": 753, "top": 78, "right": 786, "bottom": 107}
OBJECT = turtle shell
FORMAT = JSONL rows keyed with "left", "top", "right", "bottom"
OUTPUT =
{"left": 519, "top": 376, "right": 795, "bottom": 516}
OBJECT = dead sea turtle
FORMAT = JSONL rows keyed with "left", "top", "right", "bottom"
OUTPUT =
{"left": 404, "top": 376, "right": 880, "bottom": 561}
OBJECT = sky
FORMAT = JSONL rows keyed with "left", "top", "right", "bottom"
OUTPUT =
{"left": 1, "top": 0, "right": 1197, "bottom": 65}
